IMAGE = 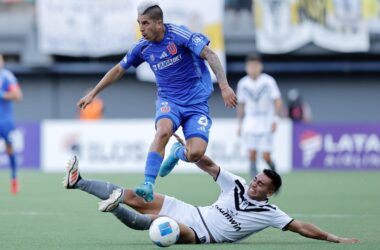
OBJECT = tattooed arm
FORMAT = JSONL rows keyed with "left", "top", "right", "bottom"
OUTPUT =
{"left": 200, "top": 46, "right": 237, "bottom": 108}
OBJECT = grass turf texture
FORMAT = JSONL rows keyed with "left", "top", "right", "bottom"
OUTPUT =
{"left": 0, "top": 170, "right": 379, "bottom": 250}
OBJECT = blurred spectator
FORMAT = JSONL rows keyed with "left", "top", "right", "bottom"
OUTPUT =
{"left": 0, "top": 54, "right": 23, "bottom": 194}
{"left": 78, "top": 89, "right": 104, "bottom": 120}
{"left": 286, "top": 88, "right": 312, "bottom": 123}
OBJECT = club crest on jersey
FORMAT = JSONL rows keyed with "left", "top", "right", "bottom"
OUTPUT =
{"left": 150, "top": 54, "right": 155, "bottom": 62}
{"left": 160, "top": 101, "right": 171, "bottom": 113}
{"left": 167, "top": 42, "right": 177, "bottom": 55}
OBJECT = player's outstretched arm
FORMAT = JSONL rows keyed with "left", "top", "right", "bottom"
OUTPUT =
{"left": 77, "top": 64, "right": 125, "bottom": 109}
{"left": 194, "top": 154, "right": 220, "bottom": 180}
{"left": 173, "top": 134, "right": 220, "bottom": 180}
{"left": 287, "top": 219, "right": 358, "bottom": 243}
{"left": 200, "top": 46, "right": 237, "bottom": 108}
{"left": 237, "top": 103, "right": 245, "bottom": 136}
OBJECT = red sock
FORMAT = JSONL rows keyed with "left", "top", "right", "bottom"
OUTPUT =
{"left": 11, "top": 179, "right": 18, "bottom": 194}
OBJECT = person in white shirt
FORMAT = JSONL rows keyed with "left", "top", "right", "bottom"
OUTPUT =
{"left": 236, "top": 54, "right": 282, "bottom": 178}
{"left": 64, "top": 136, "right": 358, "bottom": 245}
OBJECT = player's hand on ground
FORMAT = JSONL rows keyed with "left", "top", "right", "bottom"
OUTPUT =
{"left": 221, "top": 86, "right": 237, "bottom": 108}
{"left": 77, "top": 94, "right": 94, "bottom": 110}
{"left": 337, "top": 237, "right": 359, "bottom": 244}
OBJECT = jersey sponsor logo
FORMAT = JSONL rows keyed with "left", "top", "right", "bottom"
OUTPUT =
{"left": 152, "top": 54, "right": 182, "bottom": 71}
{"left": 192, "top": 35, "right": 204, "bottom": 45}
{"left": 159, "top": 51, "right": 168, "bottom": 59}
{"left": 160, "top": 101, "right": 171, "bottom": 113}
{"left": 167, "top": 42, "right": 177, "bottom": 55}
{"left": 214, "top": 204, "right": 242, "bottom": 232}
{"left": 234, "top": 180, "right": 276, "bottom": 212}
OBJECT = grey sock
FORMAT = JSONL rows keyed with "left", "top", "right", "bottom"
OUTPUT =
{"left": 267, "top": 160, "right": 276, "bottom": 171}
{"left": 75, "top": 179, "right": 121, "bottom": 200}
{"left": 111, "top": 206, "right": 152, "bottom": 230}
{"left": 250, "top": 161, "right": 257, "bottom": 179}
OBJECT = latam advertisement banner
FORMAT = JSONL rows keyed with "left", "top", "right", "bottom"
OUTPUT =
{"left": 0, "top": 122, "right": 40, "bottom": 169}
{"left": 293, "top": 123, "right": 380, "bottom": 170}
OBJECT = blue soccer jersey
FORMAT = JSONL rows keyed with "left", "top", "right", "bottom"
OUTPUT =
{"left": 120, "top": 23, "right": 214, "bottom": 106}
{"left": 0, "top": 68, "right": 19, "bottom": 125}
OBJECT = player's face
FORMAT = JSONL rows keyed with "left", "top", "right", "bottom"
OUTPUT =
{"left": 137, "top": 15, "right": 163, "bottom": 42}
{"left": 246, "top": 60, "right": 262, "bottom": 79}
{"left": 247, "top": 173, "right": 274, "bottom": 201}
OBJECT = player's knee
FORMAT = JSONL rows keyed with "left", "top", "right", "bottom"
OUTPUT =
{"left": 123, "top": 189, "right": 136, "bottom": 204}
{"left": 263, "top": 154, "right": 271, "bottom": 162}
{"left": 186, "top": 151, "right": 203, "bottom": 162}
{"left": 154, "top": 129, "right": 172, "bottom": 141}
{"left": 124, "top": 190, "right": 147, "bottom": 209}
{"left": 5, "top": 144, "right": 13, "bottom": 155}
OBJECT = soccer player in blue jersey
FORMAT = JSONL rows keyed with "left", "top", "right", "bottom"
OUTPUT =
{"left": 0, "top": 54, "right": 23, "bottom": 194}
{"left": 77, "top": 0, "right": 237, "bottom": 202}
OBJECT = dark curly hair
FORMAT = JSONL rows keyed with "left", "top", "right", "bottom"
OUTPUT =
{"left": 263, "top": 169, "right": 282, "bottom": 192}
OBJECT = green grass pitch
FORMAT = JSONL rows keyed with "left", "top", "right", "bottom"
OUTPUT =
{"left": 1, "top": 170, "right": 379, "bottom": 250}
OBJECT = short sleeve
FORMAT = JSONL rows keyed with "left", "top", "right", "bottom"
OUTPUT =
{"left": 187, "top": 32, "right": 210, "bottom": 56}
{"left": 269, "top": 77, "right": 281, "bottom": 100}
{"left": 119, "top": 41, "right": 145, "bottom": 69}
{"left": 269, "top": 207, "right": 293, "bottom": 230}
{"left": 236, "top": 78, "right": 247, "bottom": 103}
{"left": 216, "top": 168, "right": 246, "bottom": 192}
{"left": 2, "top": 69, "right": 19, "bottom": 91}
{"left": 170, "top": 24, "right": 210, "bottom": 56}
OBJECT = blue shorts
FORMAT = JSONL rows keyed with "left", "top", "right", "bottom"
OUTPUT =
{"left": 155, "top": 98, "right": 212, "bottom": 142}
{"left": 0, "top": 122, "right": 15, "bottom": 145}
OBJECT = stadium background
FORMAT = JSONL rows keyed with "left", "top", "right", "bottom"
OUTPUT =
{"left": 0, "top": 0, "right": 380, "bottom": 249}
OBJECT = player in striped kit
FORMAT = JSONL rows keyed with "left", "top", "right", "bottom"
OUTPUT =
{"left": 236, "top": 54, "right": 283, "bottom": 178}
{"left": 63, "top": 135, "right": 358, "bottom": 244}
{"left": 77, "top": 0, "right": 237, "bottom": 202}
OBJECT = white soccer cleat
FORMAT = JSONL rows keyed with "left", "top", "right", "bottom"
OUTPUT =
{"left": 98, "top": 188, "right": 124, "bottom": 212}
{"left": 63, "top": 155, "right": 82, "bottom": 189}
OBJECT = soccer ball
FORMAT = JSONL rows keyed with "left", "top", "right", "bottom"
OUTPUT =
{"left": 149, "top": 217, "right": 180, "bottom": 247}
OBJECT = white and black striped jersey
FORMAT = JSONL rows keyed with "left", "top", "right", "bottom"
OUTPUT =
{"left": 236, "top": 73, "right": 281, "bottom": 134}
{"left": 198, "top": 168, "right": 293, "bottom": 243}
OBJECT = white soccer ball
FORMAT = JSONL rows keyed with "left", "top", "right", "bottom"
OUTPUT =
{"left": 149, "top": 217, "right": 180, "bottom": 247}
